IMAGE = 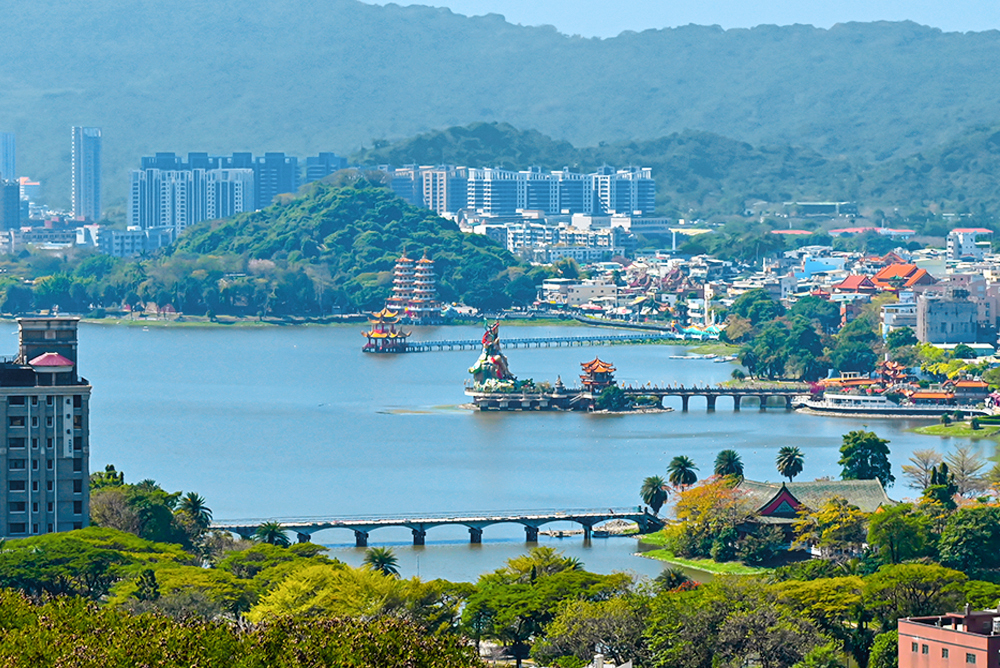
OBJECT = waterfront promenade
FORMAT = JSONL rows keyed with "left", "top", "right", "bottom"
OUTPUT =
{"left": 213, "top": 508, "right": 664, "bottom": 546}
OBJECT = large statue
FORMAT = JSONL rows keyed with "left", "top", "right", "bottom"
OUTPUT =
{"left": 469, "top": 320, "right": 515, "bottom": 386}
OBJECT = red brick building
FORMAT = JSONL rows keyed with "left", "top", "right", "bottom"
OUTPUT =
{"left": 899, "top": 608, "right": 1000, "bottom": 668}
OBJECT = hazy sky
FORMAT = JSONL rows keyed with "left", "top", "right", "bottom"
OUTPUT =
{"left": 364, "top": 0, "right": 1000, "bottom": 37}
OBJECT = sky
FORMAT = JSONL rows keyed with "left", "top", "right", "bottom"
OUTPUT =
{"left": 364, "top": 0, "right": 1000, "bottom": 37}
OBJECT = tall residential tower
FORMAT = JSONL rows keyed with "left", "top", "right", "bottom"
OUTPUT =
{"left": 0, "top": 318, "right": 91, "bottom": 537}
{"left": 71, "top": 126, "right": 101, "bottom": 221}
{"left": 0, "top": 132, "right": 14, "bottom": 181}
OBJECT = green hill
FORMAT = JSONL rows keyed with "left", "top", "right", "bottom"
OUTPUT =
{"left": 6, "top": 1, "right": 1000, "bottom": 208}
{"left": 355, "top": 121, "right": 1000, "bottom": 218}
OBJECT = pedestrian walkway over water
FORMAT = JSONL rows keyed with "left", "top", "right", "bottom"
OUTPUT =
{"left": 213, "top": 508, "right": 664, "bottom": 546}
{"left": 404, "top": 332, "right": 712, "bottom": 353}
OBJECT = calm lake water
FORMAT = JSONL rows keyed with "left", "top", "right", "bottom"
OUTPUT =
{"left": 13, "top": 322, "right": 988, "bottom": 582}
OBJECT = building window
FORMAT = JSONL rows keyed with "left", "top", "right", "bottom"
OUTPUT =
{"left": 8, "top": 438, "right": 24, "bottom": 449}
{"left": 31, "top": 502, "right": 37, "bottom": 513}
{"left": 7, "top": 396, "right": 24, "bottom": 405}
{"left": 73, "top": 501, "right": 82, "bottom": 515}
{"left": 31, "top": 416, "right": 37, "bottom": 427}
{"left": 73, "top": 459, "right": 82, "bottom": 472}
{"left": 8, "top": 416, "right": 24, "bottom": 427}
{"left": 32, "top": 481, "right": 38, "bottom": 492}
{"left": 31, "top": 524, "right": 37, "bottom": 534}
{"left": 9, "top": 502, "right": 25, "bottom": 512}
{"left": 943, "top": 648, "right": 949, "bottom": 658}
{"left": 72, "top": 522, "right": 82, "bottom": 530}
{"left": 73, "top": 416, "right": 81, "bottom": 429}
{"left": 46, "top": 417, "right": 52, "bottom": 427}
{"left": 46, "top": 459, "right": 52, "bottom": 470}
{"left": 47, "top": 523, "right": 52, "bottom": 533}
{"left": 967, "top": 654, "right": 976, "bottom": 664}
{"left": 73, "top": 437, "right": 82, "bottom": 451}
{"left": 30, "top": 396, "right": 37, "bottom": 406}
{"left": 73, "top": 395, "right": 81, "bottom": 408}
{"left": 31, "top": 460, "right": 37, "bottom": 471}
{"left": 8, "top": 523, "right": 25, "bottom": 534}
{"left": 73, "top": 479, "right": 82, "bottom": 493}
{"left": 46, "top": 502, "right": 52, "bottom": 512}
{"left": 46, "top": 438, "right": 52, "bottom": 449}
{"left": 31, "top": 438, "right": 38, "bottom": 449}
{"left": 8, "top": 481, "right": 25, "bottom": 491}
{"left": 46, "top": 396, "right": 52, "bottom": 406}
{"left": 8, "top": 460, "right": 25, "bottom": 470}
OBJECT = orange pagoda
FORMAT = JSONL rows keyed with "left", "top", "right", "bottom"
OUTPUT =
{"left": 362, "top": 308, "right": 410, "bottom": 353}
{"left": 580, "top": 357, "right": 617, "bottom": 393}
{"left": 384, "top": 252, "right": 440, "bottom": 323}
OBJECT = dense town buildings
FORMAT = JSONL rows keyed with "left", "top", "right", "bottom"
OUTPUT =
{"left": 0, "top": 318, "right": 90, "bottom": 538}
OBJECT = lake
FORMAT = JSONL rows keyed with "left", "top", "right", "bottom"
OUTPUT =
{"left": 25, "top": 321, "right": 989, "bottom": 582}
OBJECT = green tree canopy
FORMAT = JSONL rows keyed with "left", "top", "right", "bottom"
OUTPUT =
{"left": 839, "top": 430, "right": 894, "bottom": 487}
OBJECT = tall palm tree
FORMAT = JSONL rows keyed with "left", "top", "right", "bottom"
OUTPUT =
{"left": 776, "top": 446, "right": 804, "bottom": 483}
{"left": 178, "top": 492, "right": 213, "bottom": 529}
{"left": 252, "top": 521, "right": 290, "bottom": 547}
{"left": 363, "top": 546, "right": 400, "bottom": 577}
{"left": 667, "top": 456, "right": 698, "bottom": 489}
{"left": 640, "top": 475, "right": 670, "bottom": 514}
{"left": 714, "top": 450, "right": 744, "bottom": 479}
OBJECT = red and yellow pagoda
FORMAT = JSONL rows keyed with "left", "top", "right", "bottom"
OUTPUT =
{"left": 362, "top": 308, "right": 411, "bottom": 353}
{"left": 580, "top": 357, "right": 617, "bottom": 393}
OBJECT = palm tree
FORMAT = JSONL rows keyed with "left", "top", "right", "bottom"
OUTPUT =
{"left": 667, "top": 456, "right": 698, "bottom": 489}
{"left": 178, "top": 492, "right": 212, "bottom": 529}
{"left": 640, "top": 475, "right": 670, "bottom": 514}
{"left": 363, "top": 546, "right": 400, "bottom": 577}
{"left": 776, "top": 446, "right": 804, "bottom": 483}
{"left": 252, "top": 521, "right": 290, "bottom": 547}
{"left": 714, "top": 450, "right": 744, "bottom": 479}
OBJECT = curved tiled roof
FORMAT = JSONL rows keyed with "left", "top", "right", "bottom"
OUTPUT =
{"left": 28, "top": 352, "right": 73, "bottom": 367}
{"left": 738, "top": 478, "right": 893, "bottom": 514}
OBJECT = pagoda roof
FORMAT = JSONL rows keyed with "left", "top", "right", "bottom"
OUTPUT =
{"left": 580, "top": 357, "right": 616, "bottom": 373}
{"left": 362, "top": 329, "right": 410, "bottom": 339}
{"left": 370, "top": 308, "right": 400, "bottom": 320}
{"left": 28, "top": 352, "right": 74, "bottom": 367}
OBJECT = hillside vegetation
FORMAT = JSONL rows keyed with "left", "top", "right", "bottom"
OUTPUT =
{"left": 355, "top": 121, "right": 1000, "bottom": 219}
{"left": 6, "top": 1, "right": 1000, "bottom": 206}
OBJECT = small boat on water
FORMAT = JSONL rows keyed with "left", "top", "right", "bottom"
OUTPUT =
{"left": 801, "top": 392, "right": 988, "bottom": 417}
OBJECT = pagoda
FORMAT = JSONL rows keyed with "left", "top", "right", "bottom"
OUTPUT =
{"left": 580, "top": 357, "right": 617, "bottom": 393}
{"left": 385, "top": 252, "right": 440, "bottom": 323}
{"left": 362, "top": 308, "right": 410, "bottom": 353}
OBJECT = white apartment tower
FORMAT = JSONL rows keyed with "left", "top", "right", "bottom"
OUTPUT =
{"left": 71, "top": 127, "right": 102, "bottom": 221}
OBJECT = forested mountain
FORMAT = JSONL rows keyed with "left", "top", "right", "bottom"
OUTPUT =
{"left": 6, "top": 0, "right": 1000, "bottom": 207}
{"left": 355, "top": 122, "right": 1000, "bottom": 218}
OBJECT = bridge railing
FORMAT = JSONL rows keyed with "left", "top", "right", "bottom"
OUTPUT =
{"left": 212, "top": 506, "right": 651, "bottom": 527}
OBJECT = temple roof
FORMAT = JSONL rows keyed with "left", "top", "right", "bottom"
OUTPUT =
{"left": 737, "top": 478, "right": 893, "bottom": 515}
{"left": 370, "top": 308, "right": 400, "bottom": 320}
{"left": 581, "top": 357, "right": 616, "bottom": 373}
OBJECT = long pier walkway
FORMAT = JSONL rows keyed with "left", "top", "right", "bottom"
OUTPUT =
{"left": 213, "top": 508, "right": 663, "bottom": 546}
{"left": 404, "top": 332, "right": 711, "bottom": 353}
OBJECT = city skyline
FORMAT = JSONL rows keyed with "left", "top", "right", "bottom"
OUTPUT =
{"left": 71, "top": 127, "right": 101, "bottom": 222}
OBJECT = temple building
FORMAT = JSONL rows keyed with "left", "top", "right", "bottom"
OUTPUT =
{"left": 361, "top": 308, "right": 410, "bottom": 353}
{"left": 580, "top": 358, "right": 616, "bottom": 393}
{"left": 385, "top": 252, "right": 441, "bottom": 323}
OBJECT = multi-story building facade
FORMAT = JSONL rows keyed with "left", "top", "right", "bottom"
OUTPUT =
{"left": 0, "top": 132, "right": 14, "bottom": 182}
{"left": 128, "top": 162, "right": 255, "bottom": 233}
{"left": 71, "top": 127, "right": 101, "bottom": 221}
{"left": 916, "top": 289, "right": 978, "bottom": 343}
{"left": 253, "top": 152, "right": 298, "bottom": 209}
{"left": 899, "top": 607, "right": 1000, "bottom": 668}
{"left": 304, "top": 153, "right": 347, "bottom": 184}
{"left": 947, "top": 228, "right": 993, "bottom": 261}
{"left": 0, "top": 180, "right": 19, "bottom": 230}
{"left": 0, "top": 317, "right": 90, "bottom": 538}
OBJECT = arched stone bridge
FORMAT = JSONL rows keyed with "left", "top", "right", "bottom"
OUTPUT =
{"left": 621, "top": 384, "right": 811, "bottom": 411}
{"left": 213, "top": 508, "right": 663, "bottom": 547}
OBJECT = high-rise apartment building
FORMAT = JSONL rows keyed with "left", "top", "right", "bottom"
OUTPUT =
{"left": 0, "top": 132, "right": 14, "bottom": 181}
{"left": 0, "top": 318, "right": 90, "bottom": 538}
{"left": 254, "top": 153, "right": 298, "bottom": 209}
{"left": 0, "top": 180, "right": 20, "bottom": 230}
{"left": 304, "top": 153, "right": 347, "bottom": 184}
{"left": 71, "top": 127, "right": 102, "bottom": 221}
{"left": 128, "top": 165, "right": 254, "bottom": 232}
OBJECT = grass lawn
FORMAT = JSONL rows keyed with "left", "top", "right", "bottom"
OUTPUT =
{"left": 638, "top": 529, "right": 771, "bottom": 575}
{"left": 639, "top": 548, "right": 771, "bottom": 575}
{"left": 912, "top": 422, "right": 1000, "bottom": 440}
